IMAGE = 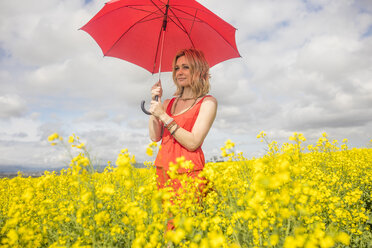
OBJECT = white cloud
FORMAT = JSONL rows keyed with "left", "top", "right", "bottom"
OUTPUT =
{"left": 0, "top": 95, "right": 27, "bottom": 119}
{"left": 296, "top": 35, "right": 361, "bottom": 79}
{"left": 75, "top": 110, "right": 108, "bottom": 122}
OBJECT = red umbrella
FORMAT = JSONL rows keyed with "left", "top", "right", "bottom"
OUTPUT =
{"left": 81, "top": 0, "right": 240, "bottom": 113}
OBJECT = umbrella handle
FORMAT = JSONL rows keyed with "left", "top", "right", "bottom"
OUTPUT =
{"left": 141, "top": 96, "right": 158, "bottom": 115}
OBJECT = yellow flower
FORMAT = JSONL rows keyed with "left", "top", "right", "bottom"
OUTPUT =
{"left": 208, "top": 231, "right": 225, "bottom": 248}
{"left": 122, "top": 216, "right": 129, "bottom": 225}
{"left": 284, "top": 236, "right": 296, "bottom": 248}
{"left": 183, "top": 217, "right": 193, "bottom": 232}
{"left": 146, "top": 147, "right": 153, "bottom": 157}
{"left": 149, "top": 141, "right": 158, "bottom": 147}
{"left": 6, "top": 229, "right": 18, "bottom": 245}
{"left": 146, "top": 142, "right": 158, "bottom": 157}
{"left": 94, "top": 211, "right": 110, "bottom": 226}
{"left": 76, "top": 143, "right": 85, "bottom": 149}
{"left": 257, "top": 131, "right": 266, "bottom": 138}
{"left": 130, "top": 155, "right": 136, "bottom": 164}
{"left": 335, "top": 232, "right": 350, "bottom": 245}
{"left": 319, "top": 236, "right": 334, "bottom": 248}
{"left": 168, "top": 228, "right": 186, "bottom": 244}
{"left": 48, "top": 133, "right": 59, "bottom": 142}
{"left": 270, "top": 234, "right": 279, "bottom": 246}
{"left": 224, "top": 139, "right": 235, "bottom": 149}
{"left": 102, "top": 185, "right": 115, "bottom": 195}
{"left": 81, "top": 191, "right": 92, "bottom": 204}
{"left": 21, "top": 189, "right": 34, "bottom": 202}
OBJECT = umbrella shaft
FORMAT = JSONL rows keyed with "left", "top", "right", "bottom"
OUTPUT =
{"left": 162, "top": 2, "right": 169, "bottom": 31}
{"left": 158, "top": 1, "right": 169, "bottom": 79}
{"left": 158, "top": 28, "right": 166, "bottom": 79}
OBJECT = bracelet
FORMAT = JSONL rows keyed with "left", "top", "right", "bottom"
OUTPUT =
{"left": 164, "top": 118, "right": 174, "bottom": 127}
{"left": 171, "top": 125, "right": 180, "bottom": 136}
{"left": 167, "top": 121, "right": 176, "bottom": 131}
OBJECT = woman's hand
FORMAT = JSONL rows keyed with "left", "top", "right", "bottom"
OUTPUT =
{"left": 149, "top": 80, "right": 165, "bottom": 118}
{"left": 149, "top": 98, "right": 165, "bottom": 119}
{"left": 151, "top": 80, "right": 162, "bottom": 100}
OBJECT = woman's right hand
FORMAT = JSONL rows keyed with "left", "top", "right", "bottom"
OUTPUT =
{"left": 151, "top": 80, "right": 163, "bottom": 100}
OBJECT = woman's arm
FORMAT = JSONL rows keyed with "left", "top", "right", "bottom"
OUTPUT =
{"left": 149, "top": 115, "right": 162, "bottom": 142}
{"left": 155, "top": 96, "right": 217, "bottom": 151}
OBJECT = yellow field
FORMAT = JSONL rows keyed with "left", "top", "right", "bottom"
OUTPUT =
{"left": 0, "top": 133, "right": 371, "bottom": 247}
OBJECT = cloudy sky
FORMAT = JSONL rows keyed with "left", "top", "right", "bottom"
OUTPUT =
{"left": 1, "top": 0, "right": 371, "bottom": 169}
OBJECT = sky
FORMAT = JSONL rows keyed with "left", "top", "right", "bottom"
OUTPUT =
{"left": 0, "top": 0, "right": 371, "bottom": 169}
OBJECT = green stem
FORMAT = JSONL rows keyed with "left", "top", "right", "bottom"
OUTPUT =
{"left": 285, "top": 218, "right": 291, "bottom": 237}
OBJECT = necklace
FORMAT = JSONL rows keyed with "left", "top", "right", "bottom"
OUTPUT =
{"left": 179, "top": 97, "right": 196, "bottom": 101}
{"left": 172, "top": 96, "right": 198, "bottom": 115}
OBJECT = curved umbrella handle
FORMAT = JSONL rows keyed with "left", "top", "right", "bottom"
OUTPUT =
{"left": 141, "top": 95, "right": 158, "bottom": 115}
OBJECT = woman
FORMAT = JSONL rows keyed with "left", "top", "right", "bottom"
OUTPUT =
{"left": 148, "top": 48, "right": 217, "bottom": 191}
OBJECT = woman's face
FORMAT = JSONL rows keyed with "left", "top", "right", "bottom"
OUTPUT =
{"left": 174, "top": 56, "right": 192, "bottom": 87}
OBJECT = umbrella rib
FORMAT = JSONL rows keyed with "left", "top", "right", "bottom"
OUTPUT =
{"left": 189, "top": 9, "right": 197, "bottom": 35}
{"left": 171, "top": 4, "right": 228, "bottom": 23}
{"left": 170, "top": 6, "right": 239, "bottom": 54}
{"left": 149, "top": 0, "right": 167, "bottom": 15}
{"left": 170, "top": 6, "right": 230, "bottom": 27}
{"left": 127, "top": 5, "right": 162, "bottom": 16}
{"left": 85, "top": 4, "right": 164, "bottom": 25}
{"left": 167, "top": 7, "right": 196, "bottom": 48}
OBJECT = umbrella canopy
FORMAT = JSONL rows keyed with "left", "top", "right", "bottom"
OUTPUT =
{"left": 81, "top": 0, "right": 240, "bottom": 74}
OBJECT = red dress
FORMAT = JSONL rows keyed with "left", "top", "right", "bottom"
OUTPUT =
{"left": 155, "top": 95, "right": 210, "bottom": 189}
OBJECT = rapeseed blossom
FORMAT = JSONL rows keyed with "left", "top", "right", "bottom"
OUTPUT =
{"left": 0, "top": 132, "right": 371, "bottom": 247}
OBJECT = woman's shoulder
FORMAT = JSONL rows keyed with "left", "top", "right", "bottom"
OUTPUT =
{"left": 202, "top": 95, "right": 217, "bottom": 104}
{"left": 200, "top": 95, "right": 217, "bottom": 110}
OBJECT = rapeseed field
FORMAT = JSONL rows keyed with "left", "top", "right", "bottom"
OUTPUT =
{"left": 0, "top": 132, "right": 371, "bottom": 247}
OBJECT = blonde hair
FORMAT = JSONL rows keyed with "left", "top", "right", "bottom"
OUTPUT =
{"left": 172, "top": 49, "right": 210, "bottom": 97}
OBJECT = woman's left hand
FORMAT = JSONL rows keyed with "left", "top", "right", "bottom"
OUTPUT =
{"left": 149, "top": 98, "right": 164, "bottom": 119}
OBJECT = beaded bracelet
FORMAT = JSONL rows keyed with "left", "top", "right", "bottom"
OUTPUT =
{"left": 164, "top": 118, "right": 174, "bottom": 127}
{"left": 171, "top": 125, "right": 180, "bottom": 136}
{"left": 167, "top": 121, "right": 176, "bottom": 131}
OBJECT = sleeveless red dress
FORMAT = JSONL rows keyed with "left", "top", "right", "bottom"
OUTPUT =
{"left": 155, "top": 95, "right": 210, "bottom": 188}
